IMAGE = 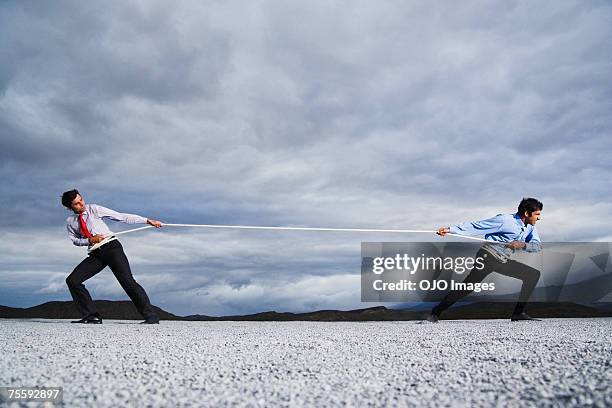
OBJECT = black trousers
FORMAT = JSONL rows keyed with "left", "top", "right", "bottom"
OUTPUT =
{"left": 434, "top": 248, "right": 541, "bottom": 315}
{"left": 66, "top": 239, "right": 157, "bottom": 319}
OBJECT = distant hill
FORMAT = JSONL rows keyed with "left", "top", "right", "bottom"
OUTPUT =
{"left": 183, "top": 306, "right": 418, "bottom": 321}
{"left": 393, "top": 272, "right": 612, "bottom": 308}
{"left": 0, "top": 300, "right": 182, "bottom": 320}
{"left": 469, "top": 272, "right": 612, "bottom": 304}
{"left": 431, "top": 301, "right": 612, "bottom": 320}
{"left": 1, "top": 300, "right": 610, "bottom": 321}
{"left": 184, "top": 301, "right": 612, "bottom": 321}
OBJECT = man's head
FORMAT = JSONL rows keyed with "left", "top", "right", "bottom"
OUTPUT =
{"left": 61, "top": 189, "right": 86, "bottom": 214}
{"left": 517, "top": 197, "right": 543, "bottom": 226}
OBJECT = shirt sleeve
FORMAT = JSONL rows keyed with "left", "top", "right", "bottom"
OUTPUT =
{"left": 92, "top": 204, "right": 148, "bottom": 224}
{"left": 448, "top": 214, "right": 505, "bottom": 236}
{"left": 67, "top": 223, "right": 89, "bottom": 246}
{"left": 524, "top": 227, "right": 542, "bottom": 253}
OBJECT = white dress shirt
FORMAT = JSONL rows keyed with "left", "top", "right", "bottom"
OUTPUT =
{"left": 66, "top": 203, "right": 148, "bottom": 246}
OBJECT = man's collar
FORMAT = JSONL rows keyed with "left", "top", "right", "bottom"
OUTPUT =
{"left": 513, "top": 213, "right": 526, "bottom": 227}
{"left": 74, "top": 205, "right": 90, "bottom": 217}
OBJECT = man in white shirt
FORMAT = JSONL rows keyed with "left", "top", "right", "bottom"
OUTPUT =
{"left": 62, "top": 189, "right": 163, "bottom": 324}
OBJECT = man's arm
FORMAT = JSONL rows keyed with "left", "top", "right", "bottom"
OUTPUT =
{"left": 491, "top": 226, "right": 542, "bottom": 251}
{"left": 438, "top": 214, "right": 505, "bottom": 236}
{"left": 92, "top": 204, "right": 163, "bottom": 227}
{"left": 67, "top": 224, "right": 105, "bottom": 246}
{"left": 524, "top": 228, "right": 542, "bottom": 252}
{"left": 92, "top": 204, "right": 148, "bottom": 224}
{"left": 67, "top": 224, "right": 89, "bottom": 246}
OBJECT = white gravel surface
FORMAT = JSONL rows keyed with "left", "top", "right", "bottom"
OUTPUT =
{"left": 1, "top": 318, "right": 611, "bottom": 407}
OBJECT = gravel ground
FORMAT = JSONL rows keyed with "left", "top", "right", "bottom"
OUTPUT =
{"left": 1, "top": 318, "right": 611, "bottom": 407}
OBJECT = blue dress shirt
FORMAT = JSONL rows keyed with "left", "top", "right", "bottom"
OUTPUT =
{"left": 449, "top": 213, "right": 541, "bottom": 253}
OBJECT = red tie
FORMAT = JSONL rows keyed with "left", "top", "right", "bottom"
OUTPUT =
{"left": 78, "top": 213, "right": 92, "bottom": 239}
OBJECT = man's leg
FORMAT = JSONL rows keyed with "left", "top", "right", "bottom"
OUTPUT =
{"left": 66, "top": 255, "right": 107, "bottom": 317}
{"left": 494, "top": 260, "right": 541, "bottom": 317}
{"left": 103, "top": 243, "right": 157, "bottom": 319}
{"left": 428, "top": 249, "right": 498, "bottom": 320}
{"left": 431, "top": 265, "right": 494, "bottom": 317}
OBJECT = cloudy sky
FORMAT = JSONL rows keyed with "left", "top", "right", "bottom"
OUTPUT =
{"left": 1, "top": 0, "right": 611, "bottom": 316}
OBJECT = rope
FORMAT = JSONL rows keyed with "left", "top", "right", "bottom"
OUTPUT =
{"left": 87, "top": 222, "right": 492, "bottom": 253}
{"left": 105, "top": 223, "right": 489, "bottom": 242}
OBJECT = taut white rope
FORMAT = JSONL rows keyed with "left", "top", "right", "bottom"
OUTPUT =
{"left": 87, "top": 222, "right": 489, "bottom": 253}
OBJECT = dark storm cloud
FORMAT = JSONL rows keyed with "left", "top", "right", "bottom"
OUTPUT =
{"left": 1, "top": 0, "right": 611, "bottom": 314}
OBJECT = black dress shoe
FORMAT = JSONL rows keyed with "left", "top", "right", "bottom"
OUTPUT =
{"left": 425, "top": 313, "right": 439, "bottom": 323}
{"left": 71, "top": 313, "right": 103, "bottom": 324}
{"left": 140, "top": 315, "right": 160, "bottom": 324}
{"left": 511, "top": 312, "right": 541, "bottom": 321}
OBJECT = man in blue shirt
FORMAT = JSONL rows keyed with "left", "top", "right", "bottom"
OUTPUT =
{"left": 427, "top": 198, "right": 543, "bottom": 322}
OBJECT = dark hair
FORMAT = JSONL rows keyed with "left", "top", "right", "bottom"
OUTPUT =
{"left": 517, "top": 197, "right": 543, "bottom": 216}
{"left": 61, "top": 189, "right": 80, "bottom": 209}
